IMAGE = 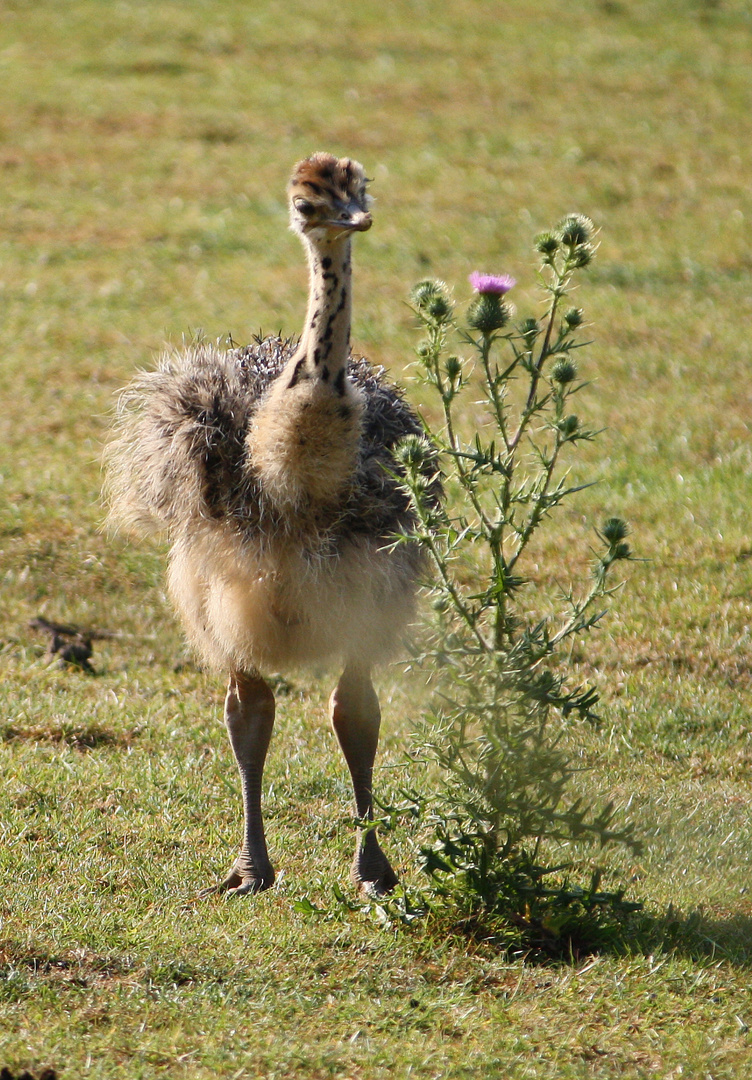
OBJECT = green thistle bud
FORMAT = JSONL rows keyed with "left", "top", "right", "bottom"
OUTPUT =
{"left": 557, "top": 214, "right": 594, "bottom": 247}
{"left": 395, "top": 433, "right": 432, "bottom": 471}
{"left": 519, "top": 317, "right": 539, "bottom": 345}
{"left": 444, "top": 355, "right": 462, "bottom": 380}
{"left": 551, "top": 356, "right": 577, "bottom": 384}
{"left": 432, "top": 595, "right": 450, "bottom": 613}
{"left": 570, "top": 244, "right": 594, "bottom": 269}
{"left": 427, "top": 293, "right": 454, "bottom": 323}
{"left": 410, "top": 279, "right": 443, "bottom": 309}
{"left": 558, "top": 414, "right": 579, "bottom": 438}
{"left": 614, "top": 541, "right": 632, "bottom": 560}
{"left": 602, "top": 517, "right": 629, "bottom": 544}
{"left": 467, "top": 294, "right": 511, "bottom": 334}
{"left": 564, "top": 307, "right": 583, "bottom": 328}
{"left": 415, "top": 340, "right": 433, "bottom": 361}
{"left": 408, "top": 278, "right": 449, "bottom": 313}
{"left": 535, "top": 232, "right": 559, "bottom": 257}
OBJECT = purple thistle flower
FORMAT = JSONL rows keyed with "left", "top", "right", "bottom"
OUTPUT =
{"left": 468, "top": 272, "right": 516, "bottom": 296}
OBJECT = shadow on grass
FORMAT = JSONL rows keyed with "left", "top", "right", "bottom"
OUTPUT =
{"left": 368, "top": 874, "right": 752, "bottom": 969}
{"left": 641, "top": 907, "right": 752, "bottom": 969}
{"left": 441, "top": 903, "right": 752, "bottom": 968}
{"left": 0, "top": 1068, "right": 57, "bottom": 1080}
{"left": 78, "top": 61, "right": 191, "bottom": 77}
{"left": 0, "top": 721, "right": 136, "bottom": 751}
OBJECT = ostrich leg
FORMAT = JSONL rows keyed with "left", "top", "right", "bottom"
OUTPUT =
{"left": 330, "top": 664, "right": 399, "bottom": 896}
{"left": 209, "top": 670, "right": 276, "bottom": 896}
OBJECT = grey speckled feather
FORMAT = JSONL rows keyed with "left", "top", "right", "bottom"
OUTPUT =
{"left": 105, "top": 335, "right": 430, "bottom": 556}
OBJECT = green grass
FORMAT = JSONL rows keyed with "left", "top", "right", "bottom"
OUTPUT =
{"left": 1, "top": 0, "right": 752, "bottom": 1075}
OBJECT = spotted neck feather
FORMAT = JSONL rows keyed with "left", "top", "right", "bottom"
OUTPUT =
{"left": 286, "top": 235, "right": 353, "bottom": 396}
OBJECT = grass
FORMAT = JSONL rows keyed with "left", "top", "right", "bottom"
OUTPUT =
{"left": 1, "top": 0, "right": 752, "bottom": 1075}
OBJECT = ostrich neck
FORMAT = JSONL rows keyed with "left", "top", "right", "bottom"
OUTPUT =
{"left": 294, "top": 237, "right": 353, "bottom": 387}
{"left": 248, "top": 231, "right": 364, "bottom": 513}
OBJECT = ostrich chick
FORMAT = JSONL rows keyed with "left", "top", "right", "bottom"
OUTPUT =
{"left": 105, "top": 153, "right": 434, "bottom": 897}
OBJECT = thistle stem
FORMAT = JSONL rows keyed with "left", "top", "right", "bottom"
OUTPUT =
{"left": 509, "top": 257, "right": 572, "bottom": 452}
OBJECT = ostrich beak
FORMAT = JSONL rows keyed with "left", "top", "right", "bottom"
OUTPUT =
{"left": 328, "top": 210, "right": 372, "bottom": 233}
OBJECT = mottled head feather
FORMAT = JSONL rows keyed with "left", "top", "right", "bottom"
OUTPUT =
{"left": 288, "top": 153, "right": 372, "bottom": 236}
{"left": 290, "top": 152, "right": 368, "bottom": 200}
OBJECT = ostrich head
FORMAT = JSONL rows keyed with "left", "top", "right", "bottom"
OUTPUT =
{"left": 288, "top": 153, "right": 372, "bottom": 242}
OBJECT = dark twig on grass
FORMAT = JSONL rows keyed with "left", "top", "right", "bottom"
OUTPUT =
{"left": 28, "top": 615, "right": 118, "bottom": 641}
{"left": 29, "top": 615, "right": 109, "bottom": 673}
{"left": 0, "top": 1068, "right": 58, "bottom": 1080}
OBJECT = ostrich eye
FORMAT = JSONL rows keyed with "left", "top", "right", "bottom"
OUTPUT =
{"left": 294, "top": 198, "right": 315, "bottom": 216}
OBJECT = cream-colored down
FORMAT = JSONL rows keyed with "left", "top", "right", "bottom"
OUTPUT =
{"left": 168, "top": 522, "right": 417, "bottom": 672}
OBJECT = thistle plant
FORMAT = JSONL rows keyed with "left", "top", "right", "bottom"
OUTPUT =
{"left": 392, "top": 216, "right": 640, "bottom": 949}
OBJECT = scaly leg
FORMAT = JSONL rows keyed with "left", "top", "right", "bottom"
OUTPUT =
{"left": 204, "top": 670, "right": 276, "bottom": 897}
{"left": 330, "top": 664, "right": 398, "bottom": 897}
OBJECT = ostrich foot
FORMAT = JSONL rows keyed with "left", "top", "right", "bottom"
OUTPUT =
{"left": 199, "top": 853, "right": 275, "bottom": 899}
{"left": 352, "top": 829, "right": 398, "bottom": 898}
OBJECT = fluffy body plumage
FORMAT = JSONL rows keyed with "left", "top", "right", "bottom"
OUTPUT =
{"left": 105, "top": 337, "right": 425, "bottom": 673}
